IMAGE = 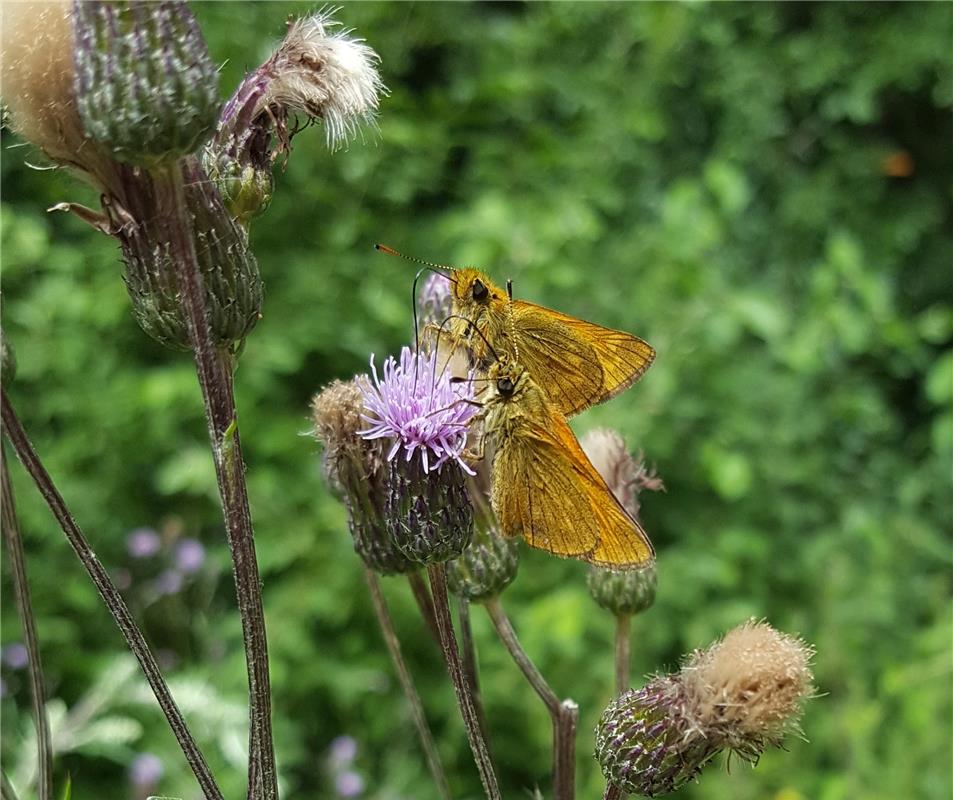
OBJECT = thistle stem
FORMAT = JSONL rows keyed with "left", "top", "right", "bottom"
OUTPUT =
{"left": 484, "top": 596, "right": 577, "bottom": 800}
{"left": 427, "top": 562, "right": 501, "bottom": 800}
{"left": 407, "top": 570, "right": 441, "bottom": 645}
{"left": 160, "top": 160, "right": 277, "bottom": 800}
{"left": 458, "top": 596, "right": 493, "bottom": 756}
{"left": 1, "top": 773, "right": 19, "bottom": 800}
{"left": 1, "top": 449, "right": 52, "bottom": 800}
{"left": 0, "top": 390, "right": 223, "bottom": 800}
{"left": 615, "top": 613, "right": 631, "bottom": 695}
{"left": 363, "top": 568, "right": 451, "bottom": 800}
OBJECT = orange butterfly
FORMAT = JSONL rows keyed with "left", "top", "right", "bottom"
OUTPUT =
{"left": 474, "top": 356, "right": 654, "bottom": 568}
{"left": 377, "top": 245, "right": 656, "bottom": 417}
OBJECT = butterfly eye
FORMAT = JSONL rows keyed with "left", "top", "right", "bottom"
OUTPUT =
{"left": 472, "top": 279, "right": 489, "bottom": 302}
{"left": 497, "top": 377, "right": 515, "bottom": 397}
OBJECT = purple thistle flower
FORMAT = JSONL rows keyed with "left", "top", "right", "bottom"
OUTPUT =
{"left": 174, "top": 538, "right": 206, "bottom": 574}
{"left": 358, "top": 347, "right": 477, "bottom": 475}
{"left": 128, "top": 752, "right": 163, "bottom": 787}
{"left": 328, "top": 735, "right": 358, "bottom": 766}
{"left": 417, "top": 272, "right": 452, "bottom": 329}
{"left": 334, "top": 771, "right": 364, "bottom": 798}
{"left": 127, "top": 527, "right": 161, "bottom": 558}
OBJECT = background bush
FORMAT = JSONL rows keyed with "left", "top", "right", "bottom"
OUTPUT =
{"left": 2, "top": 3, "right": 950, "bottom": 799}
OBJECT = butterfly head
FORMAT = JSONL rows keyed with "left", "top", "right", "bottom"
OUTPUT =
{"left": 487, "top": 355, "right": 530, "bottom": 403}
{"left": 452, "top": 268, "right": 506, "bottom": 314}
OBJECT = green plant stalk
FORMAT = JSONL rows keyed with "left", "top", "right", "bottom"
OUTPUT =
{"left": 1, "top": 772, "right": 19, "bottom": 800}
{"left": 484, "top": 596, "right": 578, "bottom": 800}
{"left": 458, "top": 596, "right": 493, "bottom": 756}
{"left": 0, "top": 389, "right": 223, "bottom": 800}
{"left": 0, "top": 448, "right": 52, "bottom": 800}
{"left": 158, "top": 161, "right": 277, "bottom": 800}
{"left": 615, "top": 613, "right": 631, "bottom": 695}
{"left": 363, "top": 567, "right": 451, "bottom": 800}
{"left": 427, "top": 562, "right": 501, "bottom": 799}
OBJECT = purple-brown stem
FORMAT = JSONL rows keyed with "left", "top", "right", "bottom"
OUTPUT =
{"left": 1, "top": 389, "right": 223, "bottom": 800}
{"left": 1, "top": 447, "right": 52, "bottom": 800}
{"left": 427, "top": 562, "right": 501, "bottom": 799}
{"left": 458, "top": 595, "right": 493, "bottom": 756}
{"left": 615, "top": 613, "right": 631, "bottom": 695}
{"left": 159, "top": 161, "right": 276, "bottom": 800}
{"left": 484, "top": 595, "right": 577, "bottom": 800}
{"left": 406, "top": 569, "right": 441, "bottom": 645}
{"left": 363, "top": 568, "right": 451, "bottom": 800}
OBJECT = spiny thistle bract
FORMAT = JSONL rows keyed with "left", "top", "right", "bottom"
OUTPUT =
{"left": 312, "top": 379, "right": 417, "bottom": 576}
{"left": 587, "top": 565, "right": 657, "bottom": 617}
{"left": 72, "top": 1, "right": 219, "bottom": 167}
{"left": 358, "top": 347, "right": 477, "bottom": 564}
{"left": 446, "top": 523, "right": 520, "bottom": 602}
{"left": 596, "top": 620, "right": 815, "bottom": 796}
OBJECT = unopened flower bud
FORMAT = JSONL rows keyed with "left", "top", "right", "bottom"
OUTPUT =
{"left": 73, "top": 1, "right": 219, "bottom": 167}
{"left": 587, "top": 564, "right": 656, "bottom": 617}
{"left": 118, "top": 158, "right": 263, "bottom": 350}
{"left": 596, "top": 620, "right": 815, "bottom": 796}
{"left": 312, "top": 380, "right": 416, "bottom": 575}
{"left": 446, "top": 522, "right": 519, "bottom": 602}
{"left": 417, "top": 273, "right": 452, "bottom": 332}
{"left": 581, "top": 428, "right": 664, "bottom": 521}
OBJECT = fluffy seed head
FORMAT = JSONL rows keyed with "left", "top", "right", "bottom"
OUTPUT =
{"left": 596, "top": 620, "right": 816, "bottom": 796}
{"left": 312, "top": 379, "right": 416, "bottom": 575}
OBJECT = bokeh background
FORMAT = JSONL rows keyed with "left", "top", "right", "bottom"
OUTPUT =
{"left": 2, "top": 2, "right": 951, "bottom": 799}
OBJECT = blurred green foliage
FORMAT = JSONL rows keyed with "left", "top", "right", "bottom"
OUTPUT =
{"left": 2, "top": 3, "right": 951, "bottom": 799}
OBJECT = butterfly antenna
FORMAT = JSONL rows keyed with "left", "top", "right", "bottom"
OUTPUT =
{"left": 375, "top": 243, "right": 458, "bottom": 281}
{"left": 505, "top": 280, "right": 519, "bottom": 360}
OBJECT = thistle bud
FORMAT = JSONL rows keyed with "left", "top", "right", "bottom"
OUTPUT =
{"left": 116, "top": 158, "right": 263, "bottom": 350}
{"left": 596, "top": 620, "right": 815, "bottom": 796}
{"left": 358, "top": 347, "right": 478, "bottom": 566}
{"left": 587, "top": 564, "right": 656, "bottom": 617}
{"left": 312, "top": 380, "right": 417, "bottom": 575}
{"left": 446, "top": 521, "right": 519, "bottom": 602}
{"left": 73, "top": 1, "right": 219, "bottom": 167}
{"left": 582, "top": 428, "right": 664, "bottom": 616}
{"left": 417, "top": 273, "right": 453, "bottom": 332}
{"left": 1, "top": 329, "right": 15, "bottom": 382}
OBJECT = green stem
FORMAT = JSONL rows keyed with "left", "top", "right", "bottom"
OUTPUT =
{"left": 458, "top": 596, "right": 493, "bottom": 757}
{"left": 428, "top": 562, "right": 501, "bottom": 799}
{"left": 615, "top": 613, "right": 631, "bottom": 695}
{"left": 484, "top": 596, "right": 576, "bottom": 800}
{"left": 0, "top": 390, "right": 223, "bottom": 800}
{"left": 0, "top": 448, "right": 52, "bottom": 800}
{"left": 161, "top": 160, "right": 277, "bottom": 800}
{"left": 363, "top": 568, "right": 451, "bottom": 800}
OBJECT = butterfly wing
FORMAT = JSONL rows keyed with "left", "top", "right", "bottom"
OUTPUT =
{"left": 490, "top": 406, "right": 655, "bottom": 568}
{"left": 510, "top": 300, "right": 655, "bottom": 417}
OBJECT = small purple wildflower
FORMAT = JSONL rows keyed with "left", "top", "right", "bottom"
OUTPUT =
{"left": 127, "top": 527, "right": 161, "bottom": 558}
{"left": 154, "top": 569, "right": 184, "bottom": 596}
{"left": 174, "top": 538, "right": 206, "bottom": 574}
{"left": 358, "top": 347, "right": 477, "bottom": 475}
{"left": 335, "top": 771, "right": 364, "bottom": 798}
{"left": 329, "top": 735, "right": 358, "bottom": 766}
{"left": 1, "top": 643, "right": 28, "bottom": 670}
{"left": 129, "top": 752, "right": 163, "bottom": 787}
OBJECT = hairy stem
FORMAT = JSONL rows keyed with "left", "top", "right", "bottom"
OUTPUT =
{"left": 1, "top": 390, "right": 223, "bottom": 800}
{"left": 0, "top": 450, "right": 52, "bottom": 800}
{"left": 406, "top": 569, "right": 441, "bottom": 645}
{"left": 458, "top": 596, "right": 493, "bottom": 757}
{"left": 363, "top": 568, "right": 451, "bottom": 800}
{"left": 484, "top": 596, "right": 576, "bottom": 800}
{"left": 160, "top": 161, "right": 276, "bottom": 800}
{"left": 427, "top": 562, "right": 501, "bottom": 799}
{"left": 615, "top": 613, "right": 631, "bottom": 695}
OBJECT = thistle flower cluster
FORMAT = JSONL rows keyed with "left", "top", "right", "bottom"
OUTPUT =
{"left": 596, "top": 620, "right": 815, "bottom": 796}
